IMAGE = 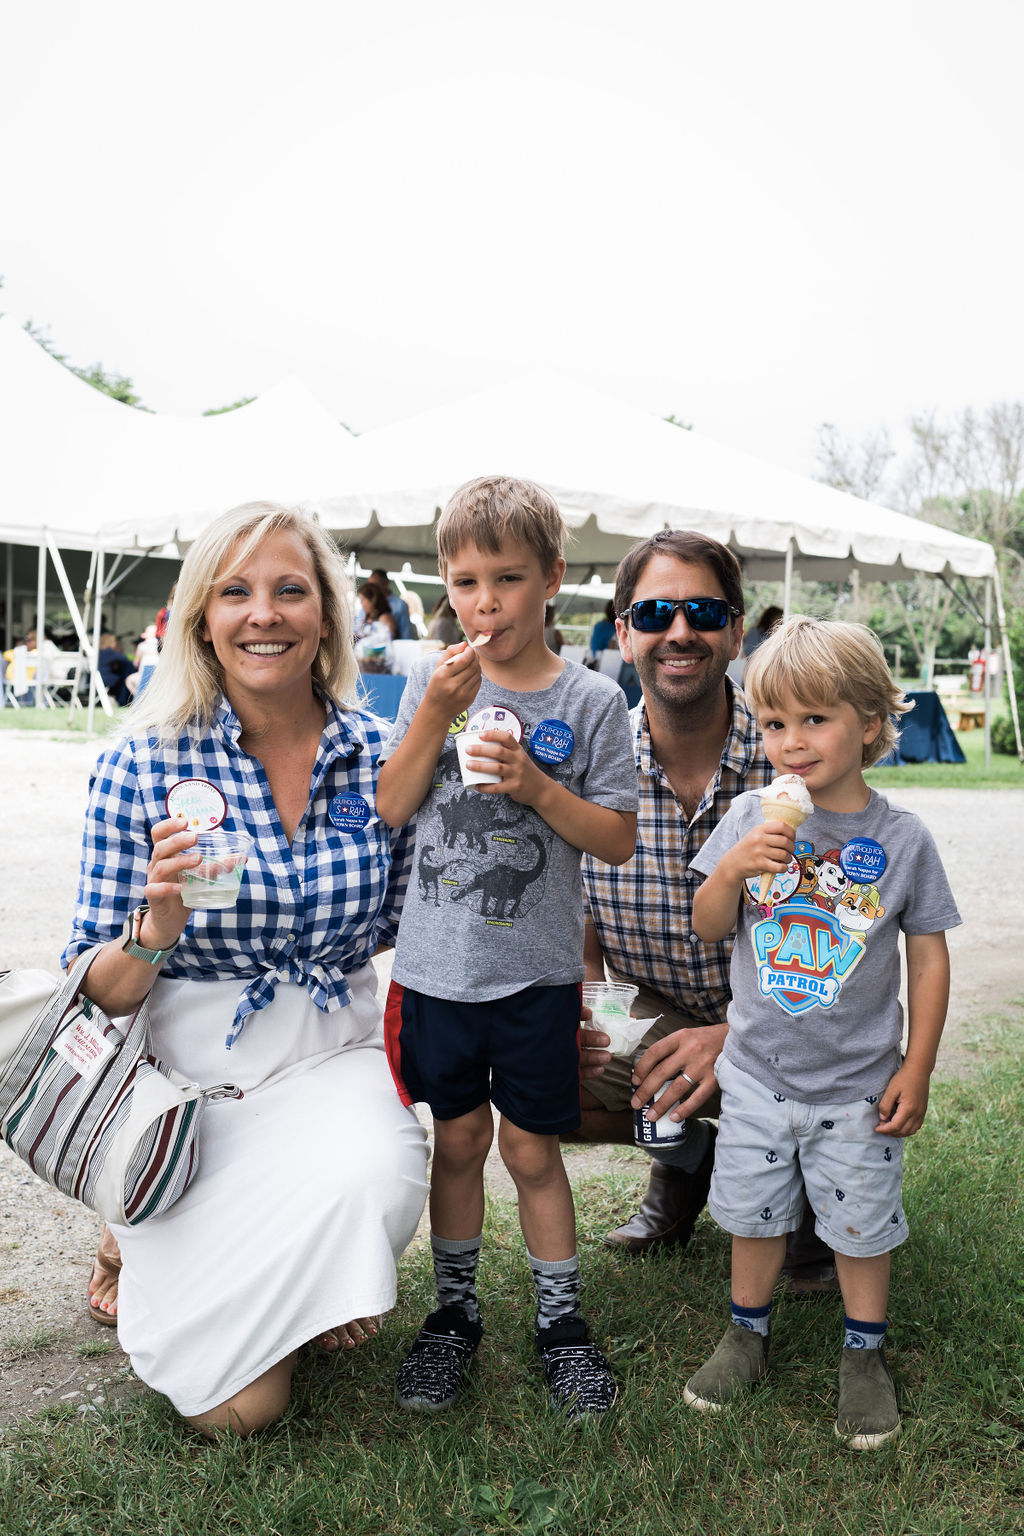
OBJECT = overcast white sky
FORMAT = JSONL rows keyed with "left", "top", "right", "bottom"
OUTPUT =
{"left": 2, "top": 0, "right": 1022, "bottom": 476}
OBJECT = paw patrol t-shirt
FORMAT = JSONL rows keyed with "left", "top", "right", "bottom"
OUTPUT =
{"left": 692, "top": 789, "right": 961, "bottom": 1102}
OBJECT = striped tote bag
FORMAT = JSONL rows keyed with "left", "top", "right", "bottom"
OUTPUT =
{"left": 0, "top": 948, "right": 240, "bottom": 1225}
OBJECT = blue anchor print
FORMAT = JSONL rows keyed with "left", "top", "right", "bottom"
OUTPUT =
{"left": 760, "top": 1206, "right": 773, "bottom": 1221}
{"left": 835, "top": 1189, "right": 846, "bottom": 1202}
{"left": 820, "top": 1119, "right": 835, "bottom": 1129}
{"left": 765, "top": 1150, "right": 779, "bottom": 1164}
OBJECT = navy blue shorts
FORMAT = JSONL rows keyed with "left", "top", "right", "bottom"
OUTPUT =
{"left": 384, "top": 980, "right": 583, "bottom": 1136}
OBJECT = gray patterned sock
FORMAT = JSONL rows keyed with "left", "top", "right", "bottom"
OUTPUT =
{"left": 431, "top": 1233, "right": 482, "bottom": 1324}
{"left": 528, "top": 1251, "right": 581, "bottom": 1331}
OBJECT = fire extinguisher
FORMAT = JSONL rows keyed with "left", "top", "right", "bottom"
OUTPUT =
{"left": 969, "top": 651, "right": 986, "bottom": 693}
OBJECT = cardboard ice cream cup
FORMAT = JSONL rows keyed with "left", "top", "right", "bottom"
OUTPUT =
{"left": 456, "top": 733, "right": 502, "bottom": 785}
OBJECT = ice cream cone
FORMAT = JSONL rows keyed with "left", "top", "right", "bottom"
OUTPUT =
{"left": 757, "top": 801, "right": 811, "bottom": 902}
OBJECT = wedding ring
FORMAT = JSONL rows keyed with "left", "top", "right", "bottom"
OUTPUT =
{"left": 680, "top": 1071, "right": 695, "bottom": 1086}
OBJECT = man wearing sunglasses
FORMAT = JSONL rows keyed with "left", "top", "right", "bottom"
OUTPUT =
{"left": 576, "top": 530, "right": 834, "bottom": 1290}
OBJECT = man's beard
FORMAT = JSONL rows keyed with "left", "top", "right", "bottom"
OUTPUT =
{"left": 632, "top": 640, "right": 732, "bottom": 719}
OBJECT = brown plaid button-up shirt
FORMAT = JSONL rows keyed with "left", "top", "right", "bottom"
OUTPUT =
{"left": 581, "top": 680, "right": 771, "bottom": 1026}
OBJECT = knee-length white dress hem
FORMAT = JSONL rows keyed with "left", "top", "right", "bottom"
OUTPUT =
{"left": 112, "top": 965, "right": 428, "bottom": 1418}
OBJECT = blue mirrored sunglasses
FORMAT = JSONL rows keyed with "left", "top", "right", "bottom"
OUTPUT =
{"left": 620, "top": 598, "right": 741, "bottom": 633}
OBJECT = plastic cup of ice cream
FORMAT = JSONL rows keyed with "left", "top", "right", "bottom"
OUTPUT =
{"left": 581, "top": 981, "right": 641, "bottom": 1055}
{"left": 179, "top": 831, "right": 254, "bottom": 909}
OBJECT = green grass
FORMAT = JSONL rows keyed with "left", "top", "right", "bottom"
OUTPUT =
{"left": 3, "top": 1012, "right": 1024, "bottom": 1535}
{"left": 867, "top": 715, "right": 1024, "bottom": 790}
{"left": 0, "top": 705, "right": 119, "bottom": 738}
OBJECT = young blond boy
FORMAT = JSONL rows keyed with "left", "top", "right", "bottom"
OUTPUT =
{"left": 376, "top": 475, "right": 638, "bottom": 1419}
{"left": 686, "top": 616, "right": 960, "bottom": 1447}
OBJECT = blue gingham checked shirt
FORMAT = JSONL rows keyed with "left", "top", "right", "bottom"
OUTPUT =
{"left": 63, "top": 694, "right": 414, "bottom": 1048}
{"left": 581, "top": 680, "right": 771, "bottom": 1026}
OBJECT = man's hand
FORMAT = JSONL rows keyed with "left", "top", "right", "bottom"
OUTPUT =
{"left": 630, "top": 1024, "right": 727, "bottom": 1121}
{"left": 579, "top": 1021, "right": 611, "bottom": 1081}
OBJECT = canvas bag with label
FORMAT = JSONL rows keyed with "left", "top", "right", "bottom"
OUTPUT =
{"left": 0, "top": 948, "right": 239, "bottom": 1225}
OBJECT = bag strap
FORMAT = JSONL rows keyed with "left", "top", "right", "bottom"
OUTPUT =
{"left": 64, "top": 945, "right": 154, "bottom": 1062}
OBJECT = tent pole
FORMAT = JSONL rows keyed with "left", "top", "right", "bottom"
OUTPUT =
{"left": 44, "top": 534, "right": 112, "bottom": 719}
{"left": 87, "top": 542, "right": 106, "bottom": 734}
{"left": 34, "top": 531, "right": 47, "bottom": 708}
{"left": 4, "top": 542, "right": 12, "bottom": 649}
{"left": 993, "top": 565, "right": 1023, "bottom": 759}
{"left": 983, "top": 578, "right": 992, "bottom": 770}
{"left": 782, "top": 541, "right": 793, "bottom": 616}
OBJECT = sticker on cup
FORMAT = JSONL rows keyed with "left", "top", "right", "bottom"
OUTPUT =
{"left": 530, "top": 718, "right": 574, "bottom": 765}
{"left": 165, "top": 778, "right": 227, "bottom": 830}
{"left": 179, "top": 831, "right": 254, "bottom": 910}
{"left": 328, "top": 793, "right": 371, "bottom": 832}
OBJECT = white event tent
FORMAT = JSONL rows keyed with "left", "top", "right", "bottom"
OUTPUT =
{"left": 0, "top": 316, "right": 359, "bottom": 713}
{"left": 306, "top": 372, "right": 1017, "bottom": 755}
{"left": 1, "top": 326, "right": 1015, "bottom": 752}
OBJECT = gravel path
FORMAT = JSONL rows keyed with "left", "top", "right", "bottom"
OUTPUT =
{"left": 1, "top": 729, "right": 1021, "bottom": 1428}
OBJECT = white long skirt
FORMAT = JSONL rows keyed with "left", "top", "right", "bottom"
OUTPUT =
{"left": 111, "top": 964, "right": 428, "bottom": 1417}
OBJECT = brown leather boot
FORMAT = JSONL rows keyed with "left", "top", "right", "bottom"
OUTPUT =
{"left": 603, "top": 1129, "right": 716, "bottom": 1254}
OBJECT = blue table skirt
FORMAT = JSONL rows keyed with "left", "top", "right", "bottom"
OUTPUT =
{"left": 879, "top": 690, "right": 966, "bottom": 765}
{"left": 357, "top": 672, "right": 408, "bottom": 720}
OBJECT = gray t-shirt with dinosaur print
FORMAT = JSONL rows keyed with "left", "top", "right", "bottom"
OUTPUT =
{"left": 382, "top": 658, "right": 638, "bottom": 1002}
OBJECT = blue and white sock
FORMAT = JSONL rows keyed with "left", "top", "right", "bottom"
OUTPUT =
{"left": 844, "top": 1316, "right": 887, "bottom": 1350}
{"left": 431, "top": 1233, "right": 482, "bottom": 1324}
{"left": 731, "top": 1300, "right": 771, "bottom": 1337}
{"left": 528, "top": 1251, "right": 582, "bottom": 1331}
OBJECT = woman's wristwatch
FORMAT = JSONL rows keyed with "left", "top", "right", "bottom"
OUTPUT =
{"left": 121, "top": 902, "right": 180, "bottom": 965}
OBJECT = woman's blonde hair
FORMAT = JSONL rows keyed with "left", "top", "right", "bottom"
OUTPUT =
{"left": 743, "top": 614, "right": 912, "bottom": 767}
{"left": 125, "top": 502, "right": 357, "bottom": 740}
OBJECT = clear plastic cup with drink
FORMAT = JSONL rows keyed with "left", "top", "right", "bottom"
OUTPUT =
{"left": 179, "top": 831, "right": 254, "bottom": 910}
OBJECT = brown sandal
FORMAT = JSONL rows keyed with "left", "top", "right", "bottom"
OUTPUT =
{"left": 87, "top": 1224, "right": 122, "bottom": 1326}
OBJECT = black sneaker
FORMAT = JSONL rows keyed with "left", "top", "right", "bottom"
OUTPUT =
{"left": 536, "top": 1317, "right": 617, "bottom": 1421}
{"left": 395, "top": 1304, "right": 483, "bottom": 1412}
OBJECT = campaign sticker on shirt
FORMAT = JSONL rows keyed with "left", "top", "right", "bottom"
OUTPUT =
{"left": 328, "top": 793, "right": 371, "bottom": 832}
{"left": 448, "top": 710, "right": 469, "bottom": 736}
{"left": 529, "top": 718, "right": 574, "bottom": 764}
{"left": 839, "top": 837, "right": 887, "bottom": 883}
{"left": 165, "top": 778, "right": 227, "bottom": 829}
{"left": 465, "top": 705, "right": 523, "bottom": 743}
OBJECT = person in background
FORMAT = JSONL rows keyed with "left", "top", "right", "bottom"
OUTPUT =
{"left": 155, "top": 583, "right": 177, "bottom": 644}
{"left": 368, "top": 570, "right": 414, "bottom": 640}
{"left": 589, "top": 601, "right": 618, "bottom": 656}
{"left": 72, "top": 500, "right": 428, "bottom": 1435}
{"left": 354, "top": 583, "right": 398, "bottom": 672}
{"left": 426, "top": 592, "right": 461, "bottom": 646}
{"left": 97, "top": 632, "right": 138, "bottom": 706}
{"left": 543, "top": 603, "right": 565, "bottom": 655}
{"left": 742, "top": 605, "right": 783, "bottom": 657}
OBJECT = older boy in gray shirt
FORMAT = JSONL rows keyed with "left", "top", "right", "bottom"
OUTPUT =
{"left": 376, "top": 475, "right": 637, "bottom": 1422}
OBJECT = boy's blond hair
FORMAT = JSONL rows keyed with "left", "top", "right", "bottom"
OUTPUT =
{"left": 436, "top": 475, "right": 566, "bottom": 580}
{"left": 743, "top": 614, "right": 912, "bottom": 767}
